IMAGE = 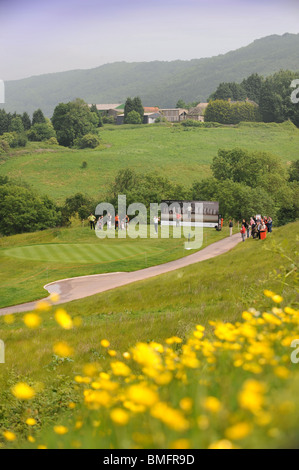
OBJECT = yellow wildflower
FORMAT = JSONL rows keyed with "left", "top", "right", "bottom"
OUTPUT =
{"left": 23, "top": 313, "right": 41, "bottom": 329}
{"left": 225, "top": 422, "right": 252, "bottom": 440}
{"left": 111, "top": 361, "right": 131, "bottom": 377}
{"left": 53, "top": 341, "right": 74, "bottom": 357}
{"left": 54, "top": 309, "right": 73, "bottom": 329}
{"left": 3, "top": 431, "right": 16, "bottom": 441}
{"left": 110, "top": 408, "right": 129, "bottom": 426}
{"left": 203, "top": 396, "right": 221, "bottom": 413}
{"left": 11, "top": 382, "right": 35, "bottom": 400}
{"left": 26, "top": 418, "right": 37, "bottom": 426}
{"left": 53, "top": 425, "right": 68, "bottom": 435}
{"left": 127, "top": 384, "right": 159, "bottom": 407}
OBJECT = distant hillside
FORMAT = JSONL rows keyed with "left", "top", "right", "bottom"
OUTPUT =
{"left": 3, "top": 33, "right": 299, "bottom": 117}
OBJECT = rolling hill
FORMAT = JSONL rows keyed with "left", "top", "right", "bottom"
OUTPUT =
{"left": 3, "top": 33, "right": 299, "bottom": 117}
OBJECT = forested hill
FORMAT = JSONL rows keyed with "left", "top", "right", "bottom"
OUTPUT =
{"left": 4, "top": 32, "right": 299, "bottom": 117}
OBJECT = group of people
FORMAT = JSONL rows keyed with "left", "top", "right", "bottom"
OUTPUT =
{"left": 88, "top": 213, "right": 130, "bottom": 231}
{"left": 229, "top": 216, "right": 273, "bottom": 241}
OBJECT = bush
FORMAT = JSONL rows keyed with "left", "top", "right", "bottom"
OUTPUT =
{"left": 0, "top": 183, "right": 61, "bottom": 236}
{"left": 125, "top": 110, "right": 142, "bottom": 125}
{"left": 0, "top": 131, "right": 27, "bottom": 148}
{"left": 103, "top": 115, "right": 115, "bottom": 125}
{"left": 76, "top": 133, "right": 101, "bottom": 149}
{"left": 46, "top": 137, "right": 59, "bottom": 146}
{"left": 27, "top": 122, "right": 56, "bottom": 142}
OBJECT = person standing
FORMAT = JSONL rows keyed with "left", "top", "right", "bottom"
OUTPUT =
{"left": 88, "top": 213, "right": 96, "bottom": 230}
{"left": 266, "top": 217, "right": 273, "bottom": 234}
{"left": 115, "top": 214, "right": 119, "bottom": 230}
{"left": 229, "top": 219, "right": 233, "bottom": 237}
{"left": 153, "top": 215, "right": 160, "bottom": 234}
{"left": 240, "top": 224, "right": 246, "bottom": 242}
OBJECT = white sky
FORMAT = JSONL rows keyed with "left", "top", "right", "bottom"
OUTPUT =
{"left": 0, "top": 0, "right": 298, "bottom": 81}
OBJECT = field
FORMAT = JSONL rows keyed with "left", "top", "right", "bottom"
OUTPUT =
{"left": 0, "top": 224, "right": 228, "bottom": 308}
{"left": 0, "top": 222, "right": 298, "bottom": 449}
{"left": 1, "top": 121, "right": 299, "bottom": 203}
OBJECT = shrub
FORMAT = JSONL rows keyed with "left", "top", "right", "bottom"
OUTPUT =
{"left": 125, "top": 110, "right": 142, "bottom": 125}
{"left": 27, "top": 122, "right": 56, "bottom": 142}
{"left": 77, "top": 133, "right": 101, "bottom": 149}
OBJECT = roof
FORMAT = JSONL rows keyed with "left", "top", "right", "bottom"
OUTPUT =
{"left": 188, "top": 103, "right": 209, "bottom": 116}
{"left": 144, "top": 107, "right": 160, "bottom": 113}
{"left": 89, "top": 104, "right": 123, "bottom": 111}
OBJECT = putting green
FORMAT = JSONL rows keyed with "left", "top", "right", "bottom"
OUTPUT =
{"left": 4, "top": 243, "right": 165, "bottom": 264}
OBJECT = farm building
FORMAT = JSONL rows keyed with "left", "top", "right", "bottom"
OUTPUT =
{"left": 116, "top": 112, "right": 162, "bottom": 125}
{"left": 160, "top": 108, "right": 188, "bottom": 122}
{"left": 88, "top": 104, "right": 124, "bottom": 118}
{"left": 186, "top": 103, "right": 209, "bottom": 122}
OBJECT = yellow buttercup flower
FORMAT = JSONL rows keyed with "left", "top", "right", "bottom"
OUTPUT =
{"left": 272, "top": 295, "right": 283, "bottom": 304}
{"left": 3, "top": 431, "right": 16, "bottom": 441}
{"left": 35, "top": 300, "right": 51, "bottom": 312}
{"left": 203, "top": 396, "right": 221, "bottom": 413}
{"left": 225, "top": 422, "right": 252, "bottom": 441}
{"left": 170, "top": 439, "right": 191, "bottom": 449}
{"left": 179, "top": 397, "right": 193, "bottom": 412}
{"left": 26, "top": 418, "right": 37, "bottom": 426}
{"left": 49, "top": 292, "right": 60, "bottom": 303}
{"left": 11, "top": 382, "right": 35, "bottom": 400}
{"left": 23, "top": 313, "right": 42, "bottom": 329}
{"left": 27, "top": 435, "right": 35, "bottom": 443}
{"left": 274, "top": 366, "right": 290, "bottom": 380}
{"left": 54, "top": 425, "right": 68, "bottom": 435}
{"left": 110, "top": 408, "right": 129, "bottom": 425}
{"left": 127, "top": 384, "right": 159, "bottom": 407}
{"left": 209, "top": 439, "right": 235, "bottom": 449}
{"left": 53, "top": 341, "right": 74, "bottom": 357}
{"left": 101, "top": 339, "right": 110, "bottom": 348}
{"left": 54, "top": 309, "right": 73, "bottom": 329}
{"left": 165, "top": 336, "right": 183, "bottom": 344}
{"left": 111, "top": 361, "right": 131, "bottom": 377}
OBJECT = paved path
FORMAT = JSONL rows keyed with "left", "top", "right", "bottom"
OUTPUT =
{"left": 0, "top": 234, "right": 242, "bottom": 315}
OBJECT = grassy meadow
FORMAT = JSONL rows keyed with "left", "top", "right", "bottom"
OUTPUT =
{"left": 1, "top": 121, "right": 299, "bottom": 203}
{"left": 0, "top": 222, "right": 298, "bottom": 448}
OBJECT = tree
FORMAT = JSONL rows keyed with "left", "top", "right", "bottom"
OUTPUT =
{"left": 51, "top": 99, "right": 99, "bottom": 147}
{"left": 10, "top": 116, "right": 24, "bottom": 134}
{"left": 90, "top": 104, "right": 103, "bottom": 127}
{"left": 126, "top": 110, "right": 142, "bottom": 124}
{"left": 32, "top": 108, "right": 46, "bottom": 125}
{"left": 27, "top": 120, "right": 56, "bottom": 142}
{"left": 0, "top": 181, "right": 61, "bottom": 236}
{"left": 124, "top": 97, "right": 144, "bottom": 124}
{"left": 21, "top": 112, "right": 31, "bottom": 131}
{"left": 205, "top": 99, "right": 259, "bottom": 124}
{"left": 289, "top": 160, "right": 299, "bottom": 182}
{"left": 241, "top": 73, "right": 264, "bottom": 104}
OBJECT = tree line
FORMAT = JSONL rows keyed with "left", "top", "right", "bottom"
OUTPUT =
{"left": 206, "top": 70, "right": 299, "bottom": 126}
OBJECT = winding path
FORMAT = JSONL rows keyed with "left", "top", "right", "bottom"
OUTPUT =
{"left": 0, "top": 234, "right": 242, "bottom": 316}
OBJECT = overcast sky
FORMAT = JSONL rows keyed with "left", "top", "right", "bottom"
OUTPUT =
{"left": 0, "top": 0, "right": 298, "bottom": 81}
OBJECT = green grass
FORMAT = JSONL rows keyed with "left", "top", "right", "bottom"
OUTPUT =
{"left": 0, "top": 222, "right": 298, "bottom": 448}
{"left": 1, "top": 121, "right": 299, "bottom": 203}
{"left": 0, "top": 224, "right": 228, "bottom": 308}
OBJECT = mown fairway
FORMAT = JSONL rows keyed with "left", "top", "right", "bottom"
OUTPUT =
{"left": 0, "top": 224, "right": 228, "bottom": 308}
{"left": 1, "top": 121, "right": 298, "bottom": 203}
